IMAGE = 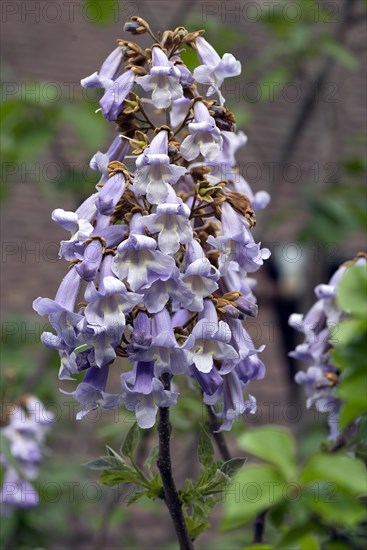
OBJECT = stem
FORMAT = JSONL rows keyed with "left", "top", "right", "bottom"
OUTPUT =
{"left": 206, "top": 405, "right": 231, "bottom": 461}
{"left": 138, "top": 101, "right": 156, "bottom": 129}
{"left": 253, "top": 510, "right": 267, "bottom": 544}
{"left": 206, "top": 405, "right": 268, "bottom": 542}
{"left": 157, "top": 374, "right": 194, "bottom": 550}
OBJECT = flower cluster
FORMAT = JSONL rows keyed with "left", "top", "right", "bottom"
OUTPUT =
{"left": 289, "top": 254, "right": 366, "bottom": 440}
{"left": 0, "top": 396, "right": 54, "bottom": 515}
{"left": 33, "top": 18, "right": 270, "bottom": 431}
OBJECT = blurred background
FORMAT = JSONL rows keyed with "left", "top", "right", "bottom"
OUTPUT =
{"left": 1, "top": 0, "right": 366, "bottom": 548}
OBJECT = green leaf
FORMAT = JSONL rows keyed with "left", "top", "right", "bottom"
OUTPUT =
{"left": 221, "top": 465, "right": 286, "bottom": 529}
{"left": 337, "top": 264, "right": 367, "bottom": 318}
{"left": 185, "top": 514, "right": 209, "bottom": 540}
{"left": 322, "top": 39, "right": 359, "bottom": 70}
{"left": 300, "top": 453, "right": 367, "bottom": 496}
{"left": 339, "top": 401, "right": 366, "bottom": 430}
{"left": 120, "top": 423, "right": 139, "bottom": 460}
{"left": 83, "top": 456, "right": 123, "bottom": 470}
{"left": 338, "top": 371, "right": 367, "bottom": 409}
{"left": 61, "top": 103, "right": 106, "bottom": 151}
{"left": 99, "top": 466, "right": 141, "bottom": 487}
{"left": 246, "top": 546, "right": 274, "bottom": 550}
{"left": 145, "top": 473, "right": 164, "bottom": 500}
{"left": 198, "top": 427, "right": 215, "bottom": 467}
{"left": 105, "top": 445, "right": 123, "bottom": 461}
{"left": 298, "top": 535, "right": 320, "bottom": 550}
{"left": 144, "top": 444, "right": 159, "bottom": 472}
{"left": 259, "top": 68, "right": 291, "bottom": 101}
{"left": 220, "top": 457, "right": 247, "bottom": 479}
{"left": 301, "top": 485, "right": 366, "bottom": 526}
{"left": 276, "top": 522, "right": 320, "bottom": 548}
{"left": 126, "top": 490, "right": 147, "bottom": 505}
{"left": 83, "top": 0, "right": 119, "bottom": 25}
{"left": 334, "top": 319, "right": 367, "bottom": 347}
{"left": 238, "top": 427, "right": 296, "bottom": 479}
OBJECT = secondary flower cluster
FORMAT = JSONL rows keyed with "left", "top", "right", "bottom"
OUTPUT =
{"left": 289, "top": 254, "right": 366, "bottom": 440}
{"left": 0, "top": 396, "right": 54, "bottom": 515}
{"left": 33, "top": 18, "right": 270, "bottom": 430}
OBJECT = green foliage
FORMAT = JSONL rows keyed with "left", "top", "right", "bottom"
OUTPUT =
{"left": 238, "top": 427, "right": 296, "bottom": 480}
{"left": 179, "top": 427, "right": 247, "bottom": 539}
{"left": 120, "top": 422, "right": 139, "bottom": 461}
{"left": 83, "top": 0, "right": 119, "bottom": 25}
{"left": 222, "top": 426, "right": 367, "bottom": 546}
{"left": 333, "top": 263, "right": 367, "bottom": 429}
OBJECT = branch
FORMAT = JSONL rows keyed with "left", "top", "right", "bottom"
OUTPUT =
{"left": 157, "top": 374, "right": 194, "bottom": 550}
{"left": 206, "top": 404, "right": 268, "bottom": 542}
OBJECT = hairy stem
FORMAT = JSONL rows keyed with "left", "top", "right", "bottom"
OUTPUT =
{"left": 157, "top": 374, "right": 194, "bottom": 550}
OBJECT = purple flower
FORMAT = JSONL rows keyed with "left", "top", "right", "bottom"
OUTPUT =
{"left": 0, "top": 396, "right": 54, "bottom": 514}
{"left": 81, "top": 46, "right": 123, "bottom": 89}
{"left": 289, "top": 258, "right": 367, "bottom": 440}
{"left": 180, "top": 101, "right": 223, "bottom": 161}
{"left": 140, "top": 272, "right": 195, "bottom": 314}
{"left": 141, "top": 198, "right": 192, "bottom": 254}
{"left": 33, "top": 23, "right": 270, "bottom": 431}
{"left": 112, "top": 214, "right": 176, "bottom": 291}
{"left": 84, "top": 254, "right": 143, "bottom": 332}
{"left": 133, "top": 130, "right": 186, "bottom": 204}
{"left": 204, "top": 370, "right": 256, "bottom": 431}
{"left": 191, "top": 300, "right": 238, "bottom": 373}
{"left": 100, "top": 69, "right": 135, "bottom": 121}
{"left": 33, "top": 266, "right": 83, "bottom": 350}
{"left": 177, "top": 240, "right": 220, "bottom": 312}
{"left": 136, "top": 46, "right": 183, "bottom": 109}
{"left": 62, "top": 363, "right": 123, "bottom": 420}
{"left": 208, "top": 202, "right": 271, "bottom": 275}
{"left": 128, "top": 308, "right": 195, "bottom": 375}
{"left": 193, "top": 36, "right": 241, "bottom": 105}
{"left": 122, "top": 362, "right": 179, "bottom": 428}
{"left": 90, "top": 137, "right": 130, "bottom": 187}
{"left": 96, "top": 172, "right": 126, "bottom": 216}
{"left": 52, "top": 208, "right": 94, "bottom": 261}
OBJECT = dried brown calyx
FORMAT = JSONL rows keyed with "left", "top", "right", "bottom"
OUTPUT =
{"left": 110, "top": 189, "right": 145, "bottom": 225}
{"left": 225, "top": 191, "right": 256, "bottom": 228}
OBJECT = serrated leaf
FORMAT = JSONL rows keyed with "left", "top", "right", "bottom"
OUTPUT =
{"left": 220, "top": 457, "right": 247, "bottom": 479}
{"left": 198, "top": 427, "right": 215, "bottom": 467}
{"left": 238, "top": 427, "right": 296, "bottom": 480}
{"left": 120, "top": 423, "right": 139, "bottom": 460}
{"left": 99, "top": 466, "right": 141, "bottom": 487}
{"left": 144, "top": 444, "right": 159, "bottom": 471}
